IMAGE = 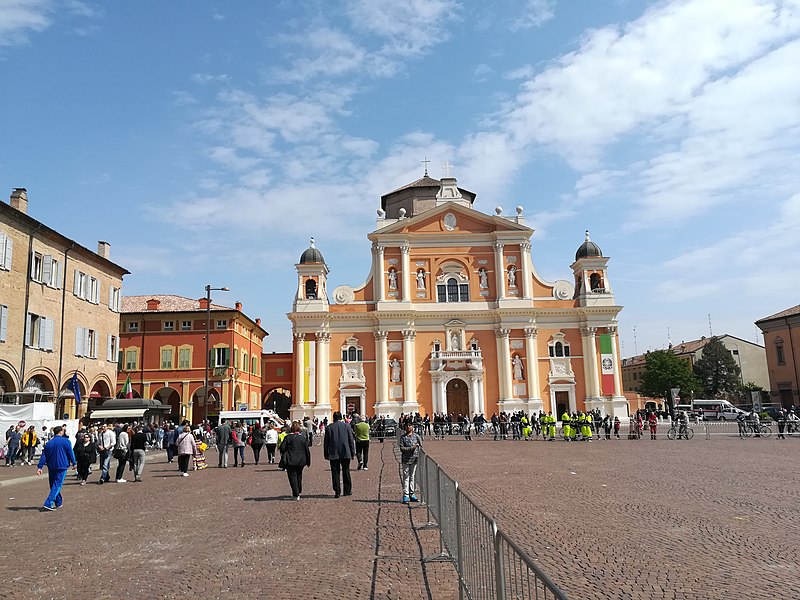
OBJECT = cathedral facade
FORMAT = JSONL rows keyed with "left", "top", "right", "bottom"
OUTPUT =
{"left": 287, "top": 174, "right": 626, "bottom": 421}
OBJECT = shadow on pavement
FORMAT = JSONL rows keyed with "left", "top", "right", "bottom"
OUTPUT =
{"left": 244, "top": 494, "right": 333, "bottom": 501}
{"left": 6, "top": 506, "right": 42, "bottom": 511}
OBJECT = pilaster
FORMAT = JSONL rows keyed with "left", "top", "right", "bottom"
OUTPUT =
{"left": 400, "top": 243, "right": 411, "bottom": 302}
{"left": 493, "top": 242, "right": 506, "bottom": 300}
{"left": 294, "top": 332, "right": 305, "bottom": 405}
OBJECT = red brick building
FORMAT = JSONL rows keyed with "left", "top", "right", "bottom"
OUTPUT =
{"left": 117, "top": 295, "right": 267, "bottom": 422}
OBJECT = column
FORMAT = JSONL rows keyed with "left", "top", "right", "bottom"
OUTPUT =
{"left": 581, "top": 326, "right": 600, "bottom": 398}
{"left": 468, "top": 373, "right": 480, "bottom": 415}
{"left": 607, "top": 325, "right": 623, "bottom": 397}
{"left": 493, "top": 241, "right": 506, "bottom": 300}
{"left": 374, "top": 330, "right": 389, "bottom": 406}
{"left": 520, "top": 241, "right": 533, "bottom": 299}
{"left": 402, "top": 329, "right": 416, "bottom": 403}
{"left": 495, "top": 328, "right": 512, "bottom": 401}
{"left": 400, "top": 243, "right": 411, "bottom": 302}
{"left": 431, "top": 373, "right": 441, "bottom": 413}
{"left": 524, "top": 326, "right": 541, "bottom": 400}
{"left": 294, "top": 332, "right": 305, "bottom": 405}
{"left": 316, "top": 331, "right": 331, "bottom": 407}
{"left": 373, "top": 243, "right": 385, "bottom": 301}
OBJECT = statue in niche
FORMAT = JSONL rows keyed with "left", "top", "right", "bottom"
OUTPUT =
{"left": 512, "top": 355, "right": 524, "bottom": 380}
{"left": 478, "top": 268, "right": 488, "bottom": 289}
{"left": 507, "top": 266, "right": 517, "bottom": 288}
{"left": 450, "top": 332, "right": 461, "bottom": 350}
{"left": 416, "top": 269, "right": 426, "bottom": 290}
{"left": 388, "top": 268, "right": 397, "bottom": 290}
{"left": 389, "top": 358, "right": 401, "bottom": 382}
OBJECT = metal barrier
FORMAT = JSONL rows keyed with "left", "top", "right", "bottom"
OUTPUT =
{"left": 414, "top": 448, "right": 567, "bottom": 600}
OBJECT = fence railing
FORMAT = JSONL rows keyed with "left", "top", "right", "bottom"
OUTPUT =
{"left": 414, "top": 448, "right": 567, "bottom": 600}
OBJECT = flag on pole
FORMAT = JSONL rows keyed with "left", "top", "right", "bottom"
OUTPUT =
{"left": 599, "top": 334, "right": 615, "bottom": 395}
{"left": 70, "top": 372, "right": 82, "bottom": 405}
{"left": 121, "top": 375, "right": 133, "bottom": 399}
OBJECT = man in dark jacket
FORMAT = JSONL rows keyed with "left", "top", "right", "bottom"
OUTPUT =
{"left": 37, "top": 426, "right": 76, "bottom": 511}
{"left": 216, "top": 419, "right": 232, "bottom": 468}
{"left": 323, "top": 411, "right": 356, "bottom": 498}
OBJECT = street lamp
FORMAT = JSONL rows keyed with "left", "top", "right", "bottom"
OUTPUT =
{"left": 204, "top": 285, "right": 229, "bottom": 416}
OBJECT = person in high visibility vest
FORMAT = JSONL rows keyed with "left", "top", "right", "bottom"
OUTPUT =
{"left": 581, "top": 412, "right": 592, "bottom": 441}
{"left": 521, "top": 415, "right": 531, "bottom": 440}
{"left": 561, "top": 411, "right": 572, "bottom": 441}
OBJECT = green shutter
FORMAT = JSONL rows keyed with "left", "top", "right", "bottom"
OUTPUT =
{"left": 223, "top": 347, "right": 230, "bottom": 366}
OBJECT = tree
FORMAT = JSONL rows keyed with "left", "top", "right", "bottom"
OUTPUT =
{"left": 640, "top": 350, "right": 700, "bottom": 407}
{"left": 693, "top": 337, "right": 742, "bottom": 398}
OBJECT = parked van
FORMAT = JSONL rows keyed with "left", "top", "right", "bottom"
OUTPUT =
{"left": 217, "top": 410, "right": 284, "bottom": 429}
{"left": 691, "top": 399, "right": 745, "bottom": 421}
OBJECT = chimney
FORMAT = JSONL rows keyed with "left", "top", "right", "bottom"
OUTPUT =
{"left": 255, "top": 318, "right": 261, "bottom": 326}
{"left": 198, "top": 298, "right": 210, "bottom": 310}
{"left": 145, "top": 298, "right": 160, "bottom": 311}
{"left": 10, "top": 188, "right": 28, "bottom": 214}
{"left": 235, "top": 301, "right": 242, "bottom": 312}
{"left": 97, "top": 241, "right": 110, "bottom": 259}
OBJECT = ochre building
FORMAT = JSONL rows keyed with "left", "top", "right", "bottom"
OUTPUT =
{"left": 287, "top": 174, "right": 626, "bottom": 421}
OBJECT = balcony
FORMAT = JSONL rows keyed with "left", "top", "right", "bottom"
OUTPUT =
{"left": 430, "top": 349, "right": 483, "bottom": 371}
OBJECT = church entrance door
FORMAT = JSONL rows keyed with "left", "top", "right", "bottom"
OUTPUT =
{"left": 555, "top": 391, "right": 569, "bottom": 418}
{"left": 446, "top": 378, "right": 469, "bottom": 417}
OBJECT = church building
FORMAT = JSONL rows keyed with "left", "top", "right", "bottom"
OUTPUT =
{"left": 287, "top": 172, "right": 626, "bottom": 421}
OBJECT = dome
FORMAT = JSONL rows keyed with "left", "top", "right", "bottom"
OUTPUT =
{"left": 575, "top": 230, "right": 602, "bottom": 261}
{"left": 299, "top": 237, "right": 325, "bottom": 264}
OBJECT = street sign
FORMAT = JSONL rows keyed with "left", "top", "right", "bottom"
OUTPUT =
{"left": 670, "top": 388, "right": 680, "bottom": 399}
{"left": 751, "top": 390, "right": 762, "bottom": 413}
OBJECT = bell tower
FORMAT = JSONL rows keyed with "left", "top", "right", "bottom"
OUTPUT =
{"left": 294, "top": 237, "right": 329, "bottom": 312}
{"left": 571, "top": 230, "right": 614, "bottom": 307}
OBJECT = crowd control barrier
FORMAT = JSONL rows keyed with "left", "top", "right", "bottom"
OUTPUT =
{"left": 413, "top": 448, "right": 568, "bottom": 600}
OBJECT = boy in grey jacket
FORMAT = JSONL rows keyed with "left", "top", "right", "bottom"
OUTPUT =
{"left": 398, "top": 424, "right": 422, "bottom": 503}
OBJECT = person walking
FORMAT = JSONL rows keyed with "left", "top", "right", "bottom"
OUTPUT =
{"left": 776, "top": 409, "right": 787, "bottom": 440}
{"left": 352, "top": 416, "right": 370, "bottom": 470}
{"left": 216, "top": 419, "right": 232, "bottom": 468}
{"left": 36, "top": 425, "right": 76, "bottom": 511}
{"left": 113, "top": 425, "right": 131, "bottom": 483}
{"left": 176, "top": 428, "right": 197, "bottom": 477}
{"left": 265, "top": 424, "right": 279, "bottom": 464}
{"left": 20, "top": 426, "right": 38, "bottom": 465}
{"left": 280, "top": 422, "right": 311, "bottom": 500}
{"left": 323, "top": 411, "right": 356, "bottom": 498}
{"left": 398, "top": 424, "right": 422, "bottom": 503}
{"left": 232, "top": 422, "right": 246, "bottom": 467}
{"left": 131, "top": 425, "right": 148, "bottom": 482}
{"left": 249, "top": 423, "right": 266, "bottom": 465}
{"left": 73, "top": 431, "right": 97, "bottom": 485}
{"left": 613, "top": 416, "right": 621, "bottom": 439}
{"left": 96, "top": 424, "right": 115, "bottom": 484}
{"left": 5, "top": 425, "right": 22, "bottom": 467}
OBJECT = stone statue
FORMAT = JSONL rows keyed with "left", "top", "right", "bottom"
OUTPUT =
{"left": 388, "top": 268, "right": 397, "bottom": 290}
{"left": 513, "top": 355, "right": 524, "bottom": 380}
{"left": 416, "top": 269, "right": 426, "bottom": 290}
{"left": 478, "top": 268, "right": 488, "bottom": 289}
{"left": 390, "top": 358, "right": 401, "bottom": 382}
{"left": 451, "top": 332, "right": 460, "bottom": 350}
{"left": 507, "top": 266, "right": 517, "bottom": 288}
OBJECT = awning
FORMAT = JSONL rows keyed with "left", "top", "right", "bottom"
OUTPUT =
{"left": 89, "top": 409, "right": 148, "bottom": 420}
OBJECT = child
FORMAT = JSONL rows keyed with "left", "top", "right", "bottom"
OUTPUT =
{"left": 613, "top": 417, "right": 621, "bottom": 439}
{"left": 193, "top": 441, "right": 208, "bottom": 470}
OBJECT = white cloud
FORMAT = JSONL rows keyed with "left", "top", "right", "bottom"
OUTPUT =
{"left": 473, "top": 63, "right": 494, "bottom": 82}
{"left": 192, "top": 72, "right": 230, "bottom": 84}
{"left": 0, "top": 0, "right": 51, "bottom": 46}
{"left": 512, "top": 0, "right": 556, "bottom": 30}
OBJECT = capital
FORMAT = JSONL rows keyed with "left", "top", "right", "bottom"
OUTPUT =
{"left": 580, "top": 326, "right": 597, "bottom": 337}
{"left": 524, "top": 326, "right": 538, "bottom": 339}
{"left": 606, "top": 325, "right": 618, "bottom": 336}
{"left": 374, "top": 329, "right": 389, "bottom": 341}
{"left": 520, "top": 241, "right": 531, "bottom": 252}
{"left": 493, "top": 241, "right": 504, "bottom": 252}
{"left": 400, "top": 243, "right": 410, "bottom": 254}
{"left": 494, "top": 327, "right": 510, "bottom": 339}
{"left": 316, "top": 331, "right": 331, "bottom": 343}
{"left": 402, "top": 329, "right": 416, "bottom": 341}
{"left": 293, "top": 332, "right": 305, "bottom": 342}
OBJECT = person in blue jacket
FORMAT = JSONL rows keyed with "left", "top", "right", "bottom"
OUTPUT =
{"left": 36, "top": 425, "right": 76, "bottom": 511}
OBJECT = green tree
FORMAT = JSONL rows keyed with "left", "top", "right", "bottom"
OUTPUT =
{"left": 640, "top": 350, "right": 700, "bottom": 406}
{"left": 693, "top": 337, "right": 742, "bottom": 398}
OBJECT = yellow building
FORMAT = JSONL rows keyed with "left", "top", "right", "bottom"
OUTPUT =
{"left": 0, "top": 188, "right": 128, "bottom": 418}
{"left": 288, "top": 174, "right": 626, "bottom": 421}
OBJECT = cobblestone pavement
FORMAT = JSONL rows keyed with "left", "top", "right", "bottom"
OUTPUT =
{"left": 425, "top": 435, "right": 800, "bottom": 600}
{"left": 0, "top": 443, "right": 457, "bottom": 600}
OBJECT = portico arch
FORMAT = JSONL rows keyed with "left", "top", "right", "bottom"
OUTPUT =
{"left": 153, "top": 387, "right": 180, "bottom": 420}
{"left": 263, "top": 388, "right": 292, "bottom": 420}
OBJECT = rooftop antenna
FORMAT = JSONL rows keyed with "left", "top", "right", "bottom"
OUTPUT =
{"left": 421, "top": 157, "right": 430, "bottom": 177}
{"left": 708, "top": 313, "right": 713, "bottom": 337}
{"left": 667, "top": 327, "right": 672, "bottom": 349}
{"left": 633, "top": 324, "right": 638, "bottom": 355}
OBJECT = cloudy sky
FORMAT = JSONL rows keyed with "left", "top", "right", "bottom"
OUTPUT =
{"left": 1, "top": 0, "right": 798, "bottom": 356}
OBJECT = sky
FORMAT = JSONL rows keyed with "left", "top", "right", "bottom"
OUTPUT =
{"left": 1, "top": 0, "right": 798, "bottom": 356}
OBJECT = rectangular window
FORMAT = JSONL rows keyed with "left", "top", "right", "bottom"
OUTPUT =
{"left": 30, "top": 252, "right": 43, "bottom": 282}
{"left": 178, "top": 348, "right": 191, "bottom": 369}
{"left": 0, "top": 232, "right": 12, "bottom": 271}
{"left": 108, "top": 286, "right": 121, "bottom": 312}
{"left": 0, "top": 304, "right": 7, "bottom": 342}
{"left": 216, "top": 319, "right": 227, "bottom": 329}
{"left": 125, "top": 348, "right": 137, "bottom": 371}
{"left": 75, "top": 327, "right": 97, "bottom": 358}
{"left": 163, "top": 321, "right": 174, "bottom": 331}
{"left": 181, "top": 320, "right": 192, "bottom": 331}
{"left": 27, "top": 313, "right": 54, "bottom": 350}
{"left": 777, "top": 345, "right": 785, "bottom": 365}
{"left": 212, "top": 347, "right": 230, "bottom": 367}
{"left": 47, "top": 257, "right": 61, "bottom": 288}
{"left": 128, "top": 322, "right": 139, "bottom": 333}
{"left": 107, "top": 335, "right": 118, "bottom": 363}
{"left": 251, "top": 356, "right": 258, "bottom": 375}
{"left": 161, "top": 348, "right": 174, "bottom": 369}
{"left": 89, "top": 276, "right": 99, "bottom": 304}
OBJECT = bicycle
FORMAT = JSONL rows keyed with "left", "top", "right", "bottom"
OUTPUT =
{"left": 667, "top": 425, "right": 694, "bottom": 440}
{"left": 312, "top": 430, "right": 324, "bottom": 446}
{"left": 740, "top": 422, "right": 771, "bottom": 438}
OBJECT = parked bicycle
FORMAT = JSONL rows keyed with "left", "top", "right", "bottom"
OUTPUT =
{"left": 740, "top": 422, "right": 772, "bottom": 438}
{"left": 667, "top": 425, "right": 694, "bottom": 440}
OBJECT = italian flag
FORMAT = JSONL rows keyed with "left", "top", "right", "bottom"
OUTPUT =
{"left": 120, "top": 375, "right": 133, "bottom": 399}
{"left": 599, "top": 334, "right": 615, "bottom": 395}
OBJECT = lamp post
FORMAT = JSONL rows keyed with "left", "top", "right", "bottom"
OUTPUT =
{"left": 204, "top": 285, "right": 229, "bottom": 417}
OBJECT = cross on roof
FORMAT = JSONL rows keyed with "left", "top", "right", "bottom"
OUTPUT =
{"left": 421, "top": 157, "right": 430, "bottom": 176}
{"left": 441, "top": 161, "right": 453, "bottom": 177}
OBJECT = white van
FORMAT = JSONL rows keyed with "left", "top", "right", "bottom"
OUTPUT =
{"left": 691, "top": 399, "right": 745, "bottom": 421}
{"left": 217, "top": 410, "right": 284, "bottom": 429}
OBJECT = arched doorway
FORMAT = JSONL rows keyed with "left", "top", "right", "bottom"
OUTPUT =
{"left": 263, "top": 388, "right": 292, "bottom": 420}
{"left": 446, "top": 378, "right": 469, "bottom": 417}
{"left": 0, "top": 368, "right": 17, "bottom": 394}
{"left": 192, "top": 386, "right": 220, "bottom": 422}
{"left": 153, "top": 387, "right": 181, "bottom": 421}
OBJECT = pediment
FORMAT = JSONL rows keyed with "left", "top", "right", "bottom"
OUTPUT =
{"left": 444, "top": 319, "right": 467, "bottom": 328}
{"left": 373, "top": 202, "right": 531, "bottom": 236}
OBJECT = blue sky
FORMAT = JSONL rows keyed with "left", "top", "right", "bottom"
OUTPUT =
{"left": 1, "top": 0, "right": 798, "bottom": 357}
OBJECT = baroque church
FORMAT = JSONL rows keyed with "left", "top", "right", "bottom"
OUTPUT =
{"left": 287, "top": 172, "right": 626, "bottom": 421}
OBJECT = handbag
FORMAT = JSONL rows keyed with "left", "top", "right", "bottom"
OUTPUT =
{"left": 278, "top": 455, "right": 287, "bottom": 469}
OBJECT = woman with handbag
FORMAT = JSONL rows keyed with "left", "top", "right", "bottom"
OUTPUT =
{"left": 73, "top": 432, "right": 98, "bottom": 485}
{"left": 249, "top": 423, "right": 265, "bottom": 465}
{"left": 113, "top": 425, "right": 131, "bottom": 483}
{"left": 176, "top": 428, "right": 197, "bottom": 477}
{"left": 279, "top": 421, "right": 311, "bottom": 500}
{"left": 232, "top": 422, "right": 247, "bottom": 467}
